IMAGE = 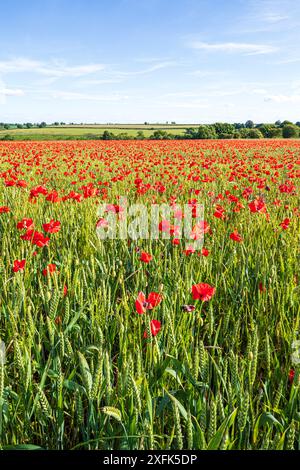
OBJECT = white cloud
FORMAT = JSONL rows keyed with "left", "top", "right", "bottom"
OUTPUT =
{"left": 262, "top": 13, "right": 289, "bottom": 23}
{"left": 189, "top": 41, "right": 278, "bottom": 55}
{"left": 0, "top": 58, "right": 41, "bottom": 74}
{"left": 0, "top": 58, "right": 106, "bottom": 78}
{"left": 50, "top": 90, "right": 128, "bottom": 101}
{"left": 0, "top": 87, "right": 24, "bottom": 96}
{"left": 251, "top": 88, "right": 267, "bottom": 94}
{"left": 76, "top": 78, "right": 124, "bottom": 86}
{"left": 265, "top": 94, "right": 300, "bottom": 103}
{"left": 38, "top": 63, "right": 106, "bottom": 78}
{"left": 117, "top": 61, "right": 177, "bottom": 77}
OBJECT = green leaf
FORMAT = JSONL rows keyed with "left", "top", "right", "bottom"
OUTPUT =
{"left": 207, "top": 409, "right": 237, "bottom": 450}
{"left": 163, "top": 388, "right": 188, "bottom": 421}
{"left": 4, "top": 444, "right": 44, "bottom": 450}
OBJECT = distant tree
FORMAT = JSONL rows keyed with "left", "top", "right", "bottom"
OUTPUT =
{"left": 197, "top": 125, "right": 217, "bottom": 139}
{"left": 136, "top": 131, "right": 145, "bottom": 140}
{"left": 171, "top": 121, "right": 176, "bottom": 125}
{"left": 275, "top": 120, "right": 282, "bottom": 127}
{"left": 282, "top": 124, "right": 299, "bottom": 138}
{"left": 60, "top": 122, "right": 65, "bottom": 125}
{"left": 1, "top": 134, "right": 14, "bottom": 140}
{"left": 221, "top": 133, "right": 236, "bottom": 139}
{"left": 245, "top": 120, "right": 254, "bottom": 129}
{"left": 239, "top": 128, "right": 263, "bottom": 138}
{"left": 102, "top": 130, "right": 114, "bottom": 140}
{"left": 280, "top": 120, "right": 293, "bottom": 128}
{"left": 234, "top": 122, "right": 244, "bottom": 129}
{"left": 267, "top": 127, "right": 282, "bottom": 138}
{"left": 38, "top": 121, "right": 47, "bottom": 128}
{"left": 184, "top": 128, "right": 198, "bottom": 139}
{"left": 17, "top": 124, "right": 24, "bottom": 129}
{"left": 4, "top": 124, "right": 10, "bottom": 129}
{"left": 296, "top": 121, "right": 300, "bottom": 127}
{"left": 117, "top": 132, "right": 133, "bottom": 140}
{"left": 53, "top": 122, "right": 59, "bottom": 126}
{"left": 213, "top": 122, "right": 235, "bottom": 137}
{"left": 144, "top": 122, "right": 149, "bottom": 125}
{"left": 150, "top": 130, "right": 170, "bottom": 140}
{"left": 258, "top": 125, "right": 282, "bottom": 138}
{"left": 247, "top": 128, "right": 263, "bottom": 138}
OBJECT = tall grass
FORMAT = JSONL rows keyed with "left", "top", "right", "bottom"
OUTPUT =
{"left": 0, "top": 140, "right": 299, "bottom": 450}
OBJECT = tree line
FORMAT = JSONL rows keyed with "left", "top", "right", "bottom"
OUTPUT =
{"left": 99, "top": 120, "right": 300, "bottom": 140}
{"left": 1, "top": 120, "right": 300, "bottom": 140}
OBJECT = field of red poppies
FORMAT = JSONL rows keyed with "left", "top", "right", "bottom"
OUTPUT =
{"left": 0, "top": 139, "right": 299, "bottom": 450}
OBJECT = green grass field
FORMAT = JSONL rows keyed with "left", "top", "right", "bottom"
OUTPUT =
{"left": 0, "top": 125, "right": 194, "bottom": 140}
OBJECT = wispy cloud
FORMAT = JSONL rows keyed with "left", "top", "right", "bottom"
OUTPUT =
{"left": 164, "top": 87, "right": 269, "bottom": 99}
{"left": 0, "top": 87, "right": 24, "bottom": 96}
{"left": 76, "top": 78, "right": 124, "bottom": 86}
{"left": 234, "top": 0, "right": 299, "bottom": 34}
{"left": 265, "top": 94, "right": 300, "bottom": 103}
{"left": 273, "top": 57, "right": 300, "bottom": 65}
{"left": 50, "top": 90, "right": 128, "bottom": 101}
{"left": 0, "top": 58, "right": 106, "bottom": 78}
{"left": 188, "top": 41, "right": 278, "bottom": 55}
{"left": 262, "top": 13, "right": 289, "bottom": 23}
{"left": 117, "top": 61, "right": 177, "bottom": 76}
{"left": 0, "top": 57, "right": 176, "bottom": 85}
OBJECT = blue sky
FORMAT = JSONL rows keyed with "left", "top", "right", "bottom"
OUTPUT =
{"left": 0, "top": 0, "right": 300, "bottom": 123}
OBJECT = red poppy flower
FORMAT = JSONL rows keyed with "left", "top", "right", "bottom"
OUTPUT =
{"left": 147, "top": 292, "right": 162, "bottom": 308}
{"left": 46, "top": 190, "right": 60, "bottom": 203}
{"left": 135, "top": 292, "right": 147, "bottom": 314}
{"left": 135, "top": 291, "right": 162, "bottom": 314}
{"left": 0, "top": 206, "right": 10, "bottom": 213}
{"left": 13, "top": 259, "right": 26, "bottom": 273}
{"left": 200, "top": 248, "right": 210, "bottom": 256}
{"left": 230, "top": 230, "right": 243, "bottom": 242}
{"left": 33, "top": 232, "right": 50, "bottom": 247}
{"left": 63, "top": 284, "right": 68, "bottom": 296}
{"left": 190, "top": 220, "right": 211, "bottom": 240}
{"left": 43, "top": 219, "right": 61, "bottom": 234}
{"left": 259, "top": 282, "right": 266, "bottom": 293}
{"left": 106, "top": 203, "right": 124, "bottom": 213}
{"left": 158, "top": 220, "right": 171, "bottom": 232}
{"left": 143, "top": 319, "right": 161, "bottom": 338}
{"left": 140, "top": 251, "right": 152, "bottom": 263}
{"left": 20, "top": 229, "right": 50, "bottom": 247}
{"left": 96, "top": 218, "right": 108, "bottom": 228}
{"left": 289, "top": 368, "right": 295, "bottom": 384}
{"left": 248, "top": 198, "right": 267, "bottom": 213}
{"left": 279, "top": 218, "right": 290, "bottom": 230}
{"left": 213, "top": 205, "right": 226, "bottom": 220}
{"left": 17, "top": 180, "right": 27, "bottom": 188}
{"left": 17, "top": 218, "right": 34, "bottom": 230}
{"left": 183, "top": 246, "right": 196, "bottom": 255}
{"left": 42, "top": 263, "right": 57, "bottom": 276}
{"left": 192, "top": 283, "right": 216, "bottom": 301}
